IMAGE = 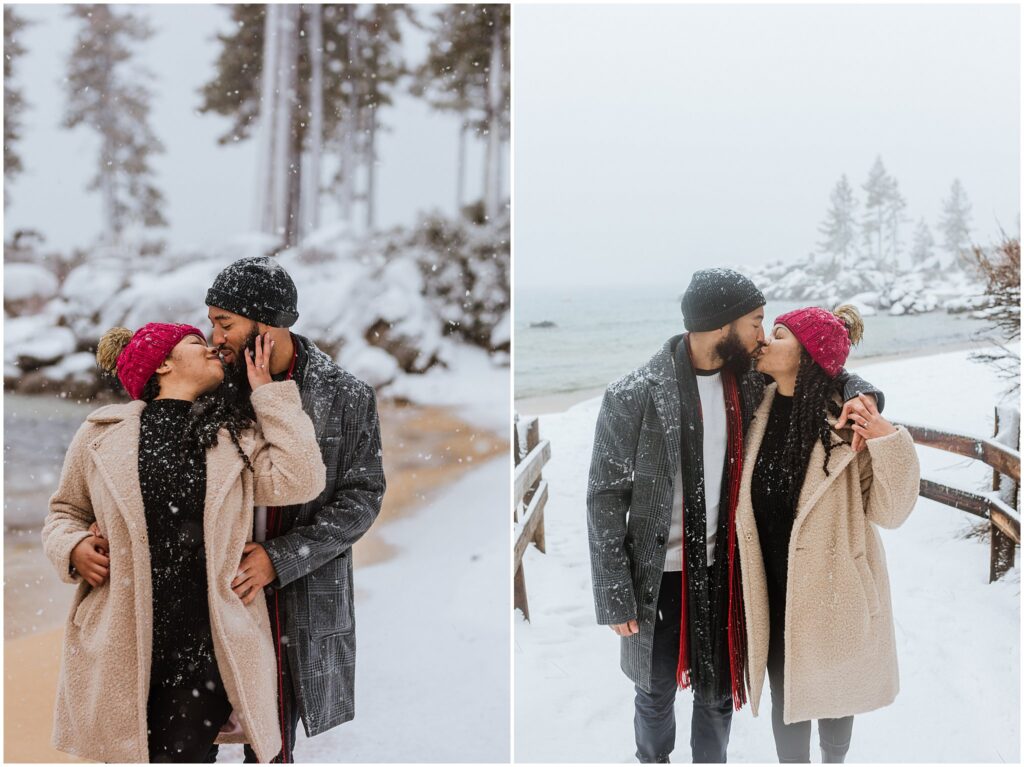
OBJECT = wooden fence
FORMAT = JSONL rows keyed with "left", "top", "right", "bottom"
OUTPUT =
{"left": 514, "top": 416, "right": 550, "bottom": 621}
{"left": 895, "top": 407, "right": 1020, "bottom": 582}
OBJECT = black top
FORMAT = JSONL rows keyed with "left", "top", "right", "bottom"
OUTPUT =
{"left": 750, "top": 392, "right": 798, "bottom": 660}
{"left": 139, "top": 399, "right": 219, "bottom": 691}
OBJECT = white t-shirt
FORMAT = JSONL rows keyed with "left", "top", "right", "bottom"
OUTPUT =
{"left": 664, "top": 369, "right": 728, "bottom": 571}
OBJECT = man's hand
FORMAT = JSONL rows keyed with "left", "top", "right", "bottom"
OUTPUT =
{"left": 610, "top": 620, "right": 639, "bottom": 637}
{"left": 70, "top": 532, "right": 109, "bottom": 587}
{"left": 232, "top": 542, "right": 278, "bottom": 605}
{"left": 836, "top": 393, "right": 879, "bottom": 452}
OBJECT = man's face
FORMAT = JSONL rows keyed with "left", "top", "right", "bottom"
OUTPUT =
{"left": 713, "top": 307, "right": 767, "bottom": 375}
{"left": 207, "top": 306, "right": 260, "bottom": 367}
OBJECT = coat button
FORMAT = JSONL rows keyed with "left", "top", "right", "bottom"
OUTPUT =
{"left": 656, "top": 534, "right": 666, "bottom": 546}
{"left": 644, "top": 593, "right": 654, "bottom": 604}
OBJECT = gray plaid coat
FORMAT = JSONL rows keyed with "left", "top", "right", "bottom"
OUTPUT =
{"left": 261, "top": 334, "right": 386, "bottom": 736}
{"left": 586, "top": 335, "right": 882, "bottom": 692}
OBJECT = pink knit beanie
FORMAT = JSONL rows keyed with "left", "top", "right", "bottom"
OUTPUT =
{"left": 96, "top": 323, "right": 206, "bottom": 400}
{"left": 775, "top": 306, "right": 857, "bottom": 378}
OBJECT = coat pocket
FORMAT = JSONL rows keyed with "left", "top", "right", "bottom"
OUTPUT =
{"left": 307, "top": 554, "right": 354, "bottom": 636}
{"left": 71, "top": 585, "right": 102, "bottom": 631}
{"left": 854, "top": 554, "right": 881, "bottom": 617}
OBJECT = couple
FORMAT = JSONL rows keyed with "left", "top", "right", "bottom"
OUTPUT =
{"left": 42, "top": 256, "right": 386, "bottom": 763}
{"left": 587, "top": 269, "right": 921, "bottom": 763}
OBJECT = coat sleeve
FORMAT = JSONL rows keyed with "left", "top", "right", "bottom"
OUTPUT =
{"left": 587, "top": 382, "right": 644, "bottom": 626}
{"left": 858, "top": 426, "right": 920, "bottom": 529}
{"left": 42, "top": 421, "right": 97, "bottom": 585}
{"left": 839, "top": 370, "right": 886, "bottom": 413}
{"left": 249, "top": 381, "right": 328, "bottom": 508}
{"left": 261, "top": 380, "right": 385, "bottom": 590}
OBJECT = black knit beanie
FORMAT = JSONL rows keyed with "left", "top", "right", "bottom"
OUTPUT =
{"left": 680, "top": 268, "right": 765, "bottom": 332}
{"left": 205, "top": 256, "right": 299, "bottom": 328}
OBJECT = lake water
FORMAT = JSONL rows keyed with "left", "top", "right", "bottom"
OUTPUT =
{"left": 515, "top": 284, "right": 992, "bottom": 400}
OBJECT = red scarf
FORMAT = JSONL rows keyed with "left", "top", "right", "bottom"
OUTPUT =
{"left": 675, "top": 367, "right": 748, "bottom": 710}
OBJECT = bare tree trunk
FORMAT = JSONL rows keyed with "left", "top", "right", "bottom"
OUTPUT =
{"left": 272, "top": 4, "right": 299, "bottom": 245}
{"left": 338, "top": 4, "right": 357, "bottom": 226}
{"left": 254, "top": 4, "right": 280, "bottom": 236}
{"left": 302, "top": 3, "right": 323, "bottom": 237}
{"left": 365, "top": 105, "right": 377, "bottom": 232}
{"left": 456, "top": 120, "right": 467, "bottom": 212}
{"left": 483, "top": 24, "right": 502, "bottom": 223}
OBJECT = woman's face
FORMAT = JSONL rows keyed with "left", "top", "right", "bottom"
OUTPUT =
{"left": 163, "top": 334, "right": 225, "bottom": 393}
{"left": 755, "top": 324, "right": 803, "bottom": 378}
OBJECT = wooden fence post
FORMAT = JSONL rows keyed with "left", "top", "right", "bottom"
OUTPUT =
{"left": 990, "top": 406, "right": 1020, "bottom": 582}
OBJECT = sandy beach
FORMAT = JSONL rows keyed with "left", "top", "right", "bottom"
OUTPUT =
{"left": 3, "top": 396, "right": 506, "bottom": 763}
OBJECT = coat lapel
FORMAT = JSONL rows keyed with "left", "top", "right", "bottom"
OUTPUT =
{"left": 792, "top": 438, "right": 856, "bottom": 534}
{"left": 648, "top": 340, "right": 682, "bottom": 482}
{"left": 88, "top": 403, "right": 148, "bottom": 538}
{"left": 298, "top": 345, "right": 340, "bottom": 444}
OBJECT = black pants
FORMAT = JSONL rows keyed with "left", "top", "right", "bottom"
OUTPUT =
{"left": 148, "top": 681, "right": 233, "bottom": 763}
{"left": 634, "top": 572, "right": 734, "bottom": 763}
{"left": 207, "top": 589, "right": 301, "bottom": 763}
{"left": 766, "top": 639, "right": 854, "bottom": 763}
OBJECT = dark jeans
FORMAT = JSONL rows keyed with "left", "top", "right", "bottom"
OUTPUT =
{"left": 635, "top": 571, "right": 734, "bottom": 763}
{"left": 766, "top": 641, "right": 854, "bottom": 763}
{"left": 148, "top": 679, "right": 232, "bottom": 763}
{"left": 207, "top": 590, "right": 301, "bottom": 763}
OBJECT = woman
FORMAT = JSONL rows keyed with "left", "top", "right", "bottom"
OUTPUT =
{"left": 735, "top": 305, "right": 920, "bottom": 763}
{"left": 42, "top": 322, "right": 326, "bottom": 763}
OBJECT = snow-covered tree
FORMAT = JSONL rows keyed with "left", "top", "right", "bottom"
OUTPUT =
{"left": 860, "top": 156, "right": 888, "bottom": 265}
{"left": 816, "top": 174, "right": 858, "bottom": 274}
{"left": 910, "top": 217, "right": 936, "bottom": 267}
{"left": 200, "top": 4, "right": 413, "bottom": 242}
{"left": 411, "top": 4, "right": 509, "bottom": 222}
{"left": 348, "top": 4, "right": 410, "bottom": 232}
{"left": 4, "top": 7, "right": 29, "bottom": 207}
{"left": 882, "top": 174, "right": 908, "bottom": 269}
{"left": 940, "top": 178, "right": 973, "bottom": 269}
{"left": 62, "top": 4, "right": 166, "bottom": 243}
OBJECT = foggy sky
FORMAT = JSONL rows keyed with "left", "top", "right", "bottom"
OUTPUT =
{"left": 514, "top": 3, "right": 1020, "bottom": 290}
{"left": 4, "top": 4, "right": 483, "bottom": 253}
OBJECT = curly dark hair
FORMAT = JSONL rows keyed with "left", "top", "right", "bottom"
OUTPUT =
{"left": 779, "top": 349, "right": 846, "bottom": 510}
{"left": 139, "top": 366, "right": 256, "bottom": 473}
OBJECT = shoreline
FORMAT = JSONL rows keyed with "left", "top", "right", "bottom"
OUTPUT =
{"left": 514, "top": 339, "right": 996, "bottom": 417}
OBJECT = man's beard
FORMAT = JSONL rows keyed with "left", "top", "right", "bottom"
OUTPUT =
{"left": 220, "top": 326, "right": 261, "bottom": 405}
{"left": 714, "top": 329, "right": 758, "bottom": 377}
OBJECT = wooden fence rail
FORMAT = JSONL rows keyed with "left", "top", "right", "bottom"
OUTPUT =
{"left": 895, "top": 411, "right": 1020, "bottom": 582}
{"left": 514, "top": 416, "right": 550, "bottom": 621}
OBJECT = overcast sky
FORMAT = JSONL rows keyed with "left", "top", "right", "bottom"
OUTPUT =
{"left": 5, "top": 4, "right": 483, "bottom": 253}
{"left": 514, "top": 3, "right": 1020, "bottom": 290}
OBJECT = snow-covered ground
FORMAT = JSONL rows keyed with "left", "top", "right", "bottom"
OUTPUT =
{"left": 515, "top": 349, "right": 1020, "bottom": 763}
{"left": 218, "top": 456, "right": 511, "bottom": 763}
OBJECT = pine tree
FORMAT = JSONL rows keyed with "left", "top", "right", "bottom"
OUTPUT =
{"left": 348, "top": 4, "right": 411, "bottom": 232}
{"left": 411, "top": 4, "right": 509, "bottom": 220}
{"left": 940, "top": 178, "right": 973, "bottom": 269}
{"left": 910, "top": 217, "right": 935, "bottom": 267}
{"left": 199, "top": 4, "right": 411, "bottom": 241}
{"left": 816, "top": 174, "right": 858, "bottom": 274}
{"left": 63, "top": 5, "right": 166, "bottom": 243}
{"left": 4, "top": 7, "right": 29, "bottom": 207}
{"left": 882, "top": 174, "right": 908, "bottom": 270}
{"left": 860, "top": 156, "right": 889, "bottom": 266}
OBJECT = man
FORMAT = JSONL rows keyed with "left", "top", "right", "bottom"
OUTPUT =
{"left": 205, "top": 255, "right": 386, "bottom": 762}
{"left": 586, "top": 269, "right": 882, "bottom": 764}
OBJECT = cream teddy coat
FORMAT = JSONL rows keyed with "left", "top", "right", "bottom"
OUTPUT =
{"left": 736, "top": 383, "right": 920, "bottom": 725}
{"left": 42, "top": 381, "right": 326, "bottom": 763}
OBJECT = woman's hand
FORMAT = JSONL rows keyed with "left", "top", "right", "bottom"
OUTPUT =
{"left": 70, "top": 530, "right": 109, "bottom": 587}
{"left": 849, "top": 393, "right": 897, "bottom": 442}
{"left": 245, "top": 332, "right": 275, "bottom": 391}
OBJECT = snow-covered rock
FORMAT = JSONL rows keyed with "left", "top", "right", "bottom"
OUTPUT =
{"left": 747, "top": 252, "right": 984, "bottom": 316}
{"left": 4, "top": 262, "right": 58, "bottom": 304}
{"left": 4, "top": 212, "right": 510, "bottom": 397}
